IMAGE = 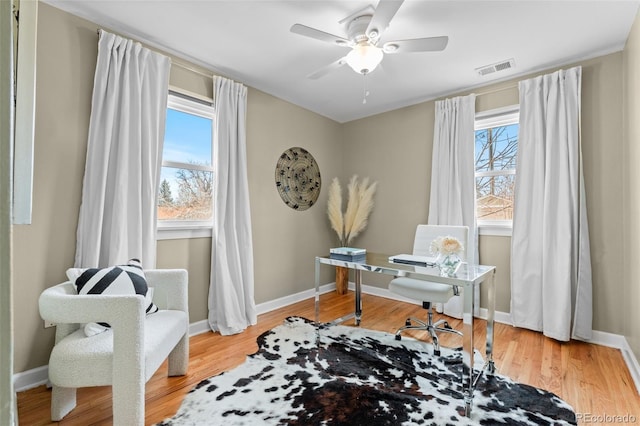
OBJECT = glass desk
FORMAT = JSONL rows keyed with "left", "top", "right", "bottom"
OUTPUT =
{"left": 314, "top": 252, "right": 496, "bottom": 417}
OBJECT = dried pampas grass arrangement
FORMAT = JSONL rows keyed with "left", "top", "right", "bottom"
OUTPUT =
{"left": 327, "top": 175, "right": 377, "bottom": 246}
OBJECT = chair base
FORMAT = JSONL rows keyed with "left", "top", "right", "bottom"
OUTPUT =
{"left": 394, "top": 305, "right": 462, "bottom": 356}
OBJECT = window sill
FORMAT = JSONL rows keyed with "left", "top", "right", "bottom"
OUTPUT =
{"left": 157, "top": 226, "right": 212, "bottom": 240}
{"left": 478, "top": 223, "right": 512, "bottom": 237}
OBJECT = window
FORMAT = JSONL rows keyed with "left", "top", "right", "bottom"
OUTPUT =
{"left": 474, "top": 105, "right": 519, "bottom": 236}
{"left": 157, "top": 93, "right": 214, "bottom": 239}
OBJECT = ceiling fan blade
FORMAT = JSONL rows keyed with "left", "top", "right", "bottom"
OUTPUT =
{"left": 383, "top": 36, "right": 449, "bottom": 53}
{"left": 290, "top": 24, "right": 351, "bottom": 47}
{"left": 307, "top": 57, "right": 347, "bottom": 80}
{"left": 366, "top": 0, "right": 404, "bottom": 41}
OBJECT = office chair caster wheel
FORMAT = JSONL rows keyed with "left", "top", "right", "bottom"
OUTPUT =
{"left": 434, "top": 349, "right": 441, "bottom": 356}
{"left": 405, "top": 319, "right": 411, "bottom": 326}
{"left": 443, "top": 321, "right": 453, "bottom": 330}
{"left": 395, "top": 335, "right": 402, "bottom": 341}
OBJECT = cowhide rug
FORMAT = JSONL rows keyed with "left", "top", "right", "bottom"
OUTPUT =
{"left": 157, "top": 316, "right": 576, "bottom": 426}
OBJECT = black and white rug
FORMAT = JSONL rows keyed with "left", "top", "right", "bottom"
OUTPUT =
{"left": 157, "top": 317, "right": 576, "bottom": 425}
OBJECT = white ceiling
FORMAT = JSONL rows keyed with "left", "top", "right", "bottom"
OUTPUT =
{"left": 42, "top": 0, "right": 639, "bottom": 123}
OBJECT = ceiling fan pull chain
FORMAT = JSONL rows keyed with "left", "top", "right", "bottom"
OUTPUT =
{"left": 362, "top": 72, "right": 370, "bottom": 104}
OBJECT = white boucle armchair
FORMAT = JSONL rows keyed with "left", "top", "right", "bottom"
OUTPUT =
{"left": 38, "top": 269, "right": 189, "bottom": 425}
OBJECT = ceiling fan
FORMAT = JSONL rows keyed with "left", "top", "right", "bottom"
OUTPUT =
{"left": 290, "top": 0, "right": 448, "bottom": 80}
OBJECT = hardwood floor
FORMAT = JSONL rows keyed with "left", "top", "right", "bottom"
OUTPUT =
{"left": 17, "top": 291, "right": 640, "bottom": 425}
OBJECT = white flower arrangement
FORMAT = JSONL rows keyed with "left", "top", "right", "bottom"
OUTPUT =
{"left": 430, "top": 236, "right": 464, "bottom": 257}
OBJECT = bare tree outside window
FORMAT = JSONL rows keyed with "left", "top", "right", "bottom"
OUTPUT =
{"left": 158, "top": 167, "right": 213, "bottom": 220}
{"left": 475, "top": 123, "right": 518, "bottom": 221}
{"left": 157, "top": 94, "right": 214, "bottom": 225}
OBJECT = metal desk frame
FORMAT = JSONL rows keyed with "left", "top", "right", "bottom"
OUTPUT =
{"left": 314, "top": 252, "right": 496, "bottom": 417}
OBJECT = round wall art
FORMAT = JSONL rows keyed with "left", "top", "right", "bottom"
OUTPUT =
{"left": 275, "top": 147, "right": 321, "bottom": 211}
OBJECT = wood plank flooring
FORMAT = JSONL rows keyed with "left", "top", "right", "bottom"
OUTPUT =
{"left": 17, "top": 291, "right": 640, "bottom": 425}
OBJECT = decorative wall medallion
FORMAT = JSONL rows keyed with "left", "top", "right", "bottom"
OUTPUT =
{"left": 275, "top": 147, "right": 321, "bottom": 211}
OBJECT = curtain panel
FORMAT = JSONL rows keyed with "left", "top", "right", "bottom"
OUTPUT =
{"left": 511, "top": 66, "right": 593, "bottom": 341}
{"left": 428, "top": 94, "right": 478, "bottom": 318}
{"left": 74, "top": 30, "right": 170, "bottom": 268}
{"left": 208, "top": 76, "right": 257, "bottom": 335}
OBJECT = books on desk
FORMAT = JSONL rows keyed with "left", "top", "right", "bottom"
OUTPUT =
{"left": 329, "top": 247, "right": 366, "bottom": 262}
{"left": 388, "top": 254, "right": 437, "bottom": 267}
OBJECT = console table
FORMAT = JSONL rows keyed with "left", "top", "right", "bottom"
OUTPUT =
{"left": 314, "top": 252, "right": 496, "bottom": 417}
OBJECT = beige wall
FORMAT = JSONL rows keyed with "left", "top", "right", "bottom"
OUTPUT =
{"left": 342, "top": 53, "right": 625, "bottom": 327}
{"left": 13, "top": 4, "right": 96, "bottom": 372}
{"left": 160, "top": 63, "right": 343, "bottom": 322}
{"left": 340, "top": 102, "right": 433, "bottom": 288}
{"left": 12, "top": 3, "right": 340, "bottom": 373}
{"left": 246, "top": 89, "right": 342, "bottom": 303}
{"left": 11, "top": 2, "right": 637, "bottom": 373}
{"left": 623, "top": 10, "right": 640, "bottom": 359}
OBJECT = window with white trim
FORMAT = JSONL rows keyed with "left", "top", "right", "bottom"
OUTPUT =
{"left": 157, "top": 93, "right": 214, "bottom": 239}
{"left": 474, "top": 105, "right": 519, "bottom": 236}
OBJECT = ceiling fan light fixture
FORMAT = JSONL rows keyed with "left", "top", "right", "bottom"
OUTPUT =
{"left": 345, "top": 42, "right": 384, "bottom": 74}
{"left": 383, "top": 43, "right": 399, "bottom": 53}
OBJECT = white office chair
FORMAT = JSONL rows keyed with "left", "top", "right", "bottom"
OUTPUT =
{"left": 389, "top": 224, "right": 467, "bottom": 355}
{"left": 38, "top": 269, "right": 189, "bottom": 425}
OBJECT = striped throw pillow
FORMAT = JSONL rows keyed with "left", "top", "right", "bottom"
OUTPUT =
{"left": 74, "top": 259, "right": 159, "bottom": 333}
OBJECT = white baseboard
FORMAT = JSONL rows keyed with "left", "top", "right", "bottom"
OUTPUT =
{"left": 13, "top": 365, "right": 48, "bottom": 393}
{"left": 13, "top": 283, "right": 338, "bottom": 392}
{"left": 13, "top": 281, "right": 640, "bottom": 396}
{"left": 187, "top": 283, "right": 338, "bottom": 337}
{"left": 255, "top": 282, "right": 337, "bottom": 316}
{"left": 358, "top": 281, "right": 639, "bottom": 394}
{"left": 13, "top": 320, "right": 218, "bottom": 393}
{"left": 359, "top": 282, "right": 514, "bottom": 325}
{"left": 622, "top": 343, "right": 640, "bottom": 396}
{"left": 189, "top": 319, "right": 211, "bottom": 336}
{"left": 574, "top": 330, "right": 640, "bottom": 395}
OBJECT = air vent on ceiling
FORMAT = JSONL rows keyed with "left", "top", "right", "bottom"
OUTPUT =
{"left": 475, "top": 58, "right": 515, "bottom": 76}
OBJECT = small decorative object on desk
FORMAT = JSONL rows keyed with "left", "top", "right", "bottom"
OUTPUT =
{"left": 430, "top": 236, "right": 463, "bottom": 276}
{"left": 330, "top": 247, "right": 366, "bottom": 262}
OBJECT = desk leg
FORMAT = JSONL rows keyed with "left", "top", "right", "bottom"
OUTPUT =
{"left": 462, "top": 283, "right": 475, "bottom": 417}
{"left": 486, "top": 269, "right": 496, "bottom": 373}
{"left": 315, "top": 257, "right": 320, "bottom": 325}
{"left": 354, "top": 269, "right": 362, "bottom": 326}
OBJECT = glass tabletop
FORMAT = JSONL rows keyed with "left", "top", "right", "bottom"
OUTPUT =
{"left": 317, "top": 252, "right": 495, "bottom": 286}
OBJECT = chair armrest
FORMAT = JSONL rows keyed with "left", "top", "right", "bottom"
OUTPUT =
{"left": 145, "top": 269, "right": 188, "bottom": 313}
{"left": 39, "top": 282, "right": 145, "bottom": 330}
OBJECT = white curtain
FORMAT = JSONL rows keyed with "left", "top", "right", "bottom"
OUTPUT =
{"left": 511, "top": 66, "right": 592, "bottom": 341}
{"left": 208, "top": 76, "right": 257, "bottom": 335}
{"left": 75, "top": 30, "right": 170, "bottom": 268}
{"left": 428, "top": 94, "right": 478, "bottom": 318}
